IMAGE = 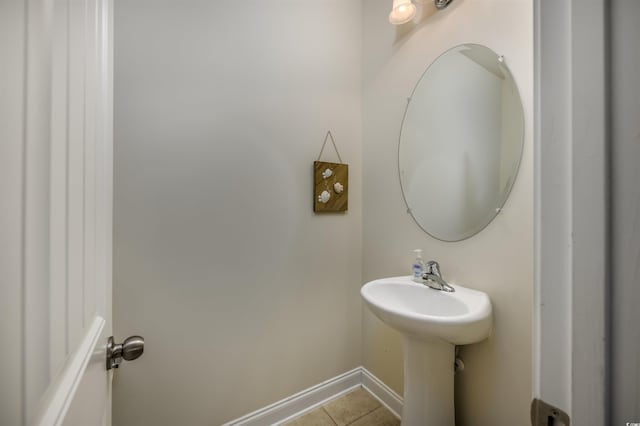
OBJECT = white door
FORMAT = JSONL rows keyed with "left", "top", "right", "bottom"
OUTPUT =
{"left": 0, "top": 0, "right": 115, "bottom": 425}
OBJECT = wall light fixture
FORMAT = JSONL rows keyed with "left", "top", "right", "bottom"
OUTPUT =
{"left": 433, "top": 0, "right": 453, "bottom": 9}
{"left": 389, "top": 0, "right": 453, "bottom": 25}
{"left": 388, "top": 0, "right": 416, "bottom": 25}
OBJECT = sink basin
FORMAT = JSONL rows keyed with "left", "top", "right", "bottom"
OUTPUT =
{"left": 361, "top": 276, "right": 492, "bottom": 425}
{"left": 361, "top": 276, "right": 492, "bottom": 344}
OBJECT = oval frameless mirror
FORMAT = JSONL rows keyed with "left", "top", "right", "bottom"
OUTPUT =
{"left": 398, "top": 44, "right": 524, "bottom": 241}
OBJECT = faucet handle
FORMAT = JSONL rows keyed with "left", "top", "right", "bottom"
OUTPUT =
{"left": 425, "top": 261, "right": 441, "bottom": 277}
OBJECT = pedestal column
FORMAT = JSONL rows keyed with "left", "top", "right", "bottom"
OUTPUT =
{"left": 401, "top": 336, "right": 455, "bottom": 426}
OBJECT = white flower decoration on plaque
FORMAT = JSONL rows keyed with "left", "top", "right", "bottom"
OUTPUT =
{"left": 322, "top": 168, "right": 333, "bottom": 179}
{"left": 318, "top": 190, "right": 331, "bottom": 204}
{"left": 333, "top": 182, "right": 344, "bottom": 194}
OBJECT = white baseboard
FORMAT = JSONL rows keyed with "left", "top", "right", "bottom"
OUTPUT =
{"left": 222, "top": 367, "right": 403, "bottom": 426}
{"left": 360, "top": 367, "right": 403, "bottom": 419}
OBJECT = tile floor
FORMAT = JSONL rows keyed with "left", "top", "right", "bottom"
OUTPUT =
{"left": 283, "top": 387, "right": 400, "bottom": 426}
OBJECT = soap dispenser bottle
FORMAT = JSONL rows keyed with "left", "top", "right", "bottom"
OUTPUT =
{"left": 412, "top": 249, "right": 426, "bottom": 282}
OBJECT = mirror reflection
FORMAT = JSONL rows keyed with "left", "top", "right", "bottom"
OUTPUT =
{"left": 399, "top": 44, "right": 524, "bottom": 241}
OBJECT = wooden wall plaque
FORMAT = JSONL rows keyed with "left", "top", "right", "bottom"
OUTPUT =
{"left": 313, "top": 161, "right": 348, "bottom": 213}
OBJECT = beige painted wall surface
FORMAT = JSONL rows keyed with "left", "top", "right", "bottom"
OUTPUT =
{"left": 362, "top": 1, "right": 533, "bottom": 425}
{"left": 113, "top": 1, "right": 362, "bottom": 424}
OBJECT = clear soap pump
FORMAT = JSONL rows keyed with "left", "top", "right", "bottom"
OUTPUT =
{"left": 412, "top": 249, "right": 426, "bottom": 282}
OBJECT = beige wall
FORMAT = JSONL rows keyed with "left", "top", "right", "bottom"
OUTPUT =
{"left": 113, "top": 1, "right": 362, "bottom": 424}
{"left": 114, "top": 0, "right": 533, "bottom": 424}
{"left": 361, "top": 1, "right": 533, "bottom": 425}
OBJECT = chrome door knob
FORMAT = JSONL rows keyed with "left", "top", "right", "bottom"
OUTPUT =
{"left": 107, "top": 335, "right": 144, "bottom": 370}
{"left": 121, "top": 336, "right": 144, "bottom": 361}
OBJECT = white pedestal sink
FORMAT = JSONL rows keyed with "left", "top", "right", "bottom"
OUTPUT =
{"left": 361, "top": 276, "right": 492, "bottom": 425}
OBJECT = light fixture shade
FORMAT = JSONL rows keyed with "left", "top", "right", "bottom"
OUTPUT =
{"left": 389, "top": 0, "right": 416, "bottom": 25}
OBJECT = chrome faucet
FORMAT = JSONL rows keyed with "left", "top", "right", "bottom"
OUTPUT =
{"left": 422, "top": 261, "right": 455, "bottom": 292}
